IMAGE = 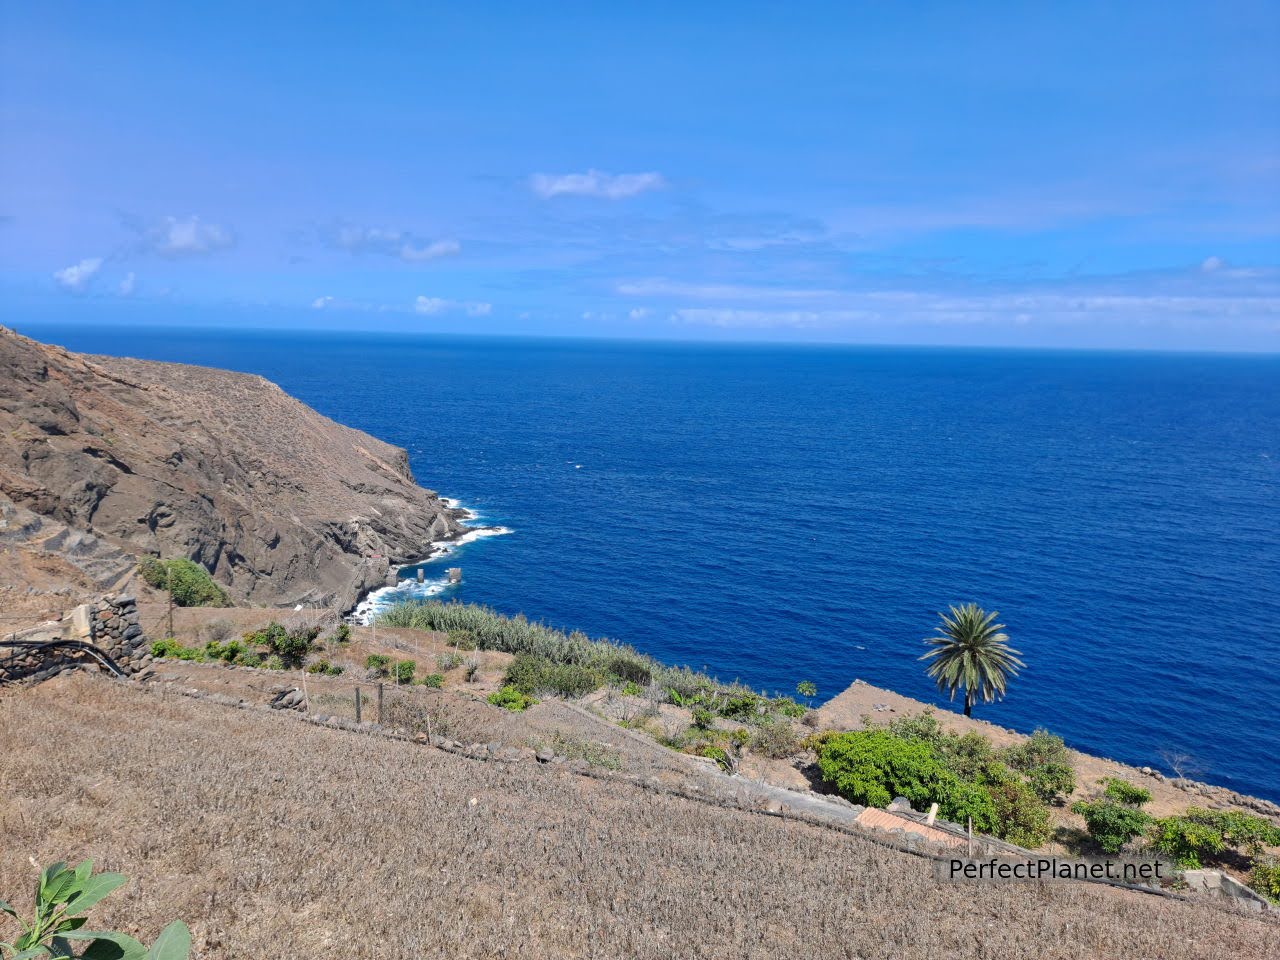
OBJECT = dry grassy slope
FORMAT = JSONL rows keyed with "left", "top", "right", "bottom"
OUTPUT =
{"left": 1, "top": 676, "right": 1276, "bottom": 960}
{"left": 0, "top": 325, "right": 462, "bottom": 611}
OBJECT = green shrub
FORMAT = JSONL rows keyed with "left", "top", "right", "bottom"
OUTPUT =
{"left": 503, "top": 653, "right": 601, "bottom": 698}
{"left": 620, "top": 680, "right": 644, "bottom": 697}
{"left": 204, "top": 639, "right": 244, "bottom": 663}
{"left": 988, "top": 779, "right": 1052, "bottom": 848}
{"left": 417, "top": 673, "right": 444, "bottom": 688}
{"left": 487, "top": 686, "right": 535, "bottom": 711}
{"left": 1150, "top": 808, "right": 1280, "bottom": 868}
{"left": 1001, "top": 729, "right": 1077, "bottom": 803}
{"left": 234, "top": 650, "right": 262, "bottom": 668}
{"left": 377, "top": 599, "right": 766, "bottom": 709}
{"left": 1103, "top": 779, "right": 1152, "bottom": 806}
{"left": 262, "top": 654, "right": 284, "bottom": 670}
{"left": 243, "top": 622, "right": 317, "bottom": 668}
{"left": 447, "top": 629, "right": 477, "bottom": 650}
{"left": 1249, "top": 858, "right": 1280, "bottom": 904}
{"left": 365, "top": 654, "right": 391, "bottom": 675}
{"left": 816, "top": 729, "right": 997, "bottom": 832}
{"left": 150, "top": 637, "right": 202, "bottom": 661}
{"left": 698, "top": 745, "right": 732, "bottom": 771}
{"left": 334, "top": 622, "right": 352, "bottom": 643}
{"left": 1071, "top": 798, "right": 1153, "bottom": 854}
{"left": 306, "top": 659, "right": 343, "bottom": 676}
{"left": 392, "top": 659, "right": 416, "bottom": 683}
{"left": 139, "top": 557, "right": 230, "bottom": 607}
{"left": 0, "top": 858, "right": 190, "bottom": 958}
{"left": 692, "top": 707, "right": 715, "bottom": 730}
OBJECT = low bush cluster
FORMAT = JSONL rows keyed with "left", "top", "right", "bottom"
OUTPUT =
{"left": 139, "top": 557, "right": 230, "bottom": 608}
{"left": 815, "top": 715, "right": 1072, "bottom": 847}
{"left": 487, "top": 686, "right": 536, "bottom": 711}
{"left": 150, "top": 637, "right": 262, "bottom": 668}
{"left": 1150, "top": 808, "right": 1280, "bottom": 869}
{"left": 392, "top": 659, "right": 416, "bottom": 684}
{"left": 416, "top": 673, "right": 444, "bottom": 688}
{"left": 305, "top": 659, "right": 344, "bottom": 676}
{"left": 377, "top": 600, "right": 801, "bottom": 720}
{"left": 365, "top": 654, "right": 391, "bottom": 675}
{"left": 1071, "top": 779, "right": 1154, "bottom": 854}
{"left": 1250, "top": 858, "right": 1280, "bottom": 904}
{"left": 244, "top": 622, "right": 319, "bottom": 668}
{"left": 503, "top": 653, "right": 601, "bottom": 698}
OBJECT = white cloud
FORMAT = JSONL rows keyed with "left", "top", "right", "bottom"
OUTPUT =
{"left": 530, "top": 169, "right": 665, "bottom": 199}
{"left": 619, "top": 279, "right": 834, "bottom": 301}
{"left": 151, "top": 216, "right": 234, "bottom": 256}
{"left": 1201, "top": 255, "right": 1225, "bottom": 272}
{"left": 414, "top": 295, "right": 492, "bottom": 316}
{"left": 400, "top": 239, "right": 461, "bottom": 262}
{"left": 628, "top": 307, "right": 650, "bottom": 320}
{"left": 312, "top": 296, "right": 335, "bottom": 309}
{"left": 325, "top": 223, "right": 460, "bottom": 263}
{"left": 414, "top": 296, "right": 449, "bottom": 314}
{"left": 118, "top": 272, "right": 136, "bottom": 296}
{"left": 53, "top": 257, "right": 103, "bottom": 292}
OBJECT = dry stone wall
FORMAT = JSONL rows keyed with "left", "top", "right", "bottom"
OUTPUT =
{"left": 0, "top": 594, "right": 150, "bottom": 683}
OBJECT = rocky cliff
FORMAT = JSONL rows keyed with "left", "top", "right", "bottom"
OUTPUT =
{"left": 0, "top": 325, "right": 464, "bottom": 614}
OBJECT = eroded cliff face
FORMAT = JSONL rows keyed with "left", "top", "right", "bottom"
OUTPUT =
{"left": 0, "top": 325, "right": 464, "bottom": 611}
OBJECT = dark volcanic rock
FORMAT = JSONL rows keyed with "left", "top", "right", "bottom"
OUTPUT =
{"left": 0, "top": 325, "right": 464, "bottom": 610}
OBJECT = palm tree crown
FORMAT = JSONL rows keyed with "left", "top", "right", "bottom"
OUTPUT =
{"left": 920, "top": 603, "right": 1024, "bottom": 716}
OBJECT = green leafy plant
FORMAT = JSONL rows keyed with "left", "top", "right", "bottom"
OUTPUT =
{"left": 987, "top": 779, "right": 1052, "bottom": 847}
{"left": 816, "top": 729, "right": 997, "bottom": 832}
{"left": 334, "top": 622, "right": 352, "bottom": 643}
{"left": 796, "top": 680, "right": 817, "bottom": 706}
{"left": 417, "top": 673, "right": 444, "bottom": 688}
{"left": 138, "top": 557, "right": 230, "bottom": 608}
{"left": 487, "top": 685, "right": 536, "bottom": 711}
{"left": 392, "top": 659, "right": 416, "bottom": 684}
{"left": 1248, "top": 858, "right": 1280, "bottom": 904}
{"left": 1150, "top": 808, "right": 1280, "bottom": 869}
{"left": 919, "top": 603, "right": 1023, "bottom": 717}
{"left": 1103, "top": 779, "right": 1151, "bottom": 807}
{"left": 1071, "top": 786, "right": 1154, "bottom": 855}
{"left": 691, "top": 707, "right": 715, "bottom": 731}
{"left": 436, "top": 651, "right": 464, "bottom": 672}
{"left": 1000, "top": 729, "right": 1076, "bottom": 803}
{"left": 749, "top": 719, "right": 801, "bottom": 759}
{"left": 365, "top": 654, "right": 391, "bottom": 675}
{"left": 620, "top": 680, "right": 644, "bottom": 697}
{"left": 1, "top": 858, "right": 190, "bottom": 959}
{"left": 306, "top": 659, "right": 343, "bottom": 676}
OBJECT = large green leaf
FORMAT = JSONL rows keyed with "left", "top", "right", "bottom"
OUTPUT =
{"left": 11, "top": 948, "right": 53, "bottom": 959}
{"left": 63, "top": 874, "right": 126, "bottom": 917}
{"left": 63, "top": 930, "right": 147, "bottom": 960}
{"left": 145, "top": 922, "right": 191, "bottom": 960}
{"left": 0, "top": 897, "right": 16, "bottom": 917}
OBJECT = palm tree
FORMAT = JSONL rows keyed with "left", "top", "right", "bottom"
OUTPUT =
{"left": 920, "top": 603, "right": 1024, "bottom": 717}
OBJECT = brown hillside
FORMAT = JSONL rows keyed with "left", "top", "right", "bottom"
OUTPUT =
{"left": 1, "top": 675, "right": 1275, "bottom": 960}
{"left": 0, "top": 325, "right": 462, "bottom": 612}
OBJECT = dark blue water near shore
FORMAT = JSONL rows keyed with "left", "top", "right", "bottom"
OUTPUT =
{"left": 24, "top": 324, "right": 1280, "bottom": 801}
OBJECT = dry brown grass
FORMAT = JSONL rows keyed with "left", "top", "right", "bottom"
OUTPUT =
{"left": 2, "top": 675, "right": 1276, "bottom": 960}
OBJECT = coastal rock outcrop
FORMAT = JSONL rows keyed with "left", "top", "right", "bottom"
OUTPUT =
{"left": 0, "top": 325, "right": 463, "bottom": 613}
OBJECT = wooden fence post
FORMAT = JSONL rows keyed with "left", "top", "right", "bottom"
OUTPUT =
{"left": 377, "top": 681, "right": 385, "bottom": 725}
{"left": 355, "top": 687, "right": 362, "bottom": 723}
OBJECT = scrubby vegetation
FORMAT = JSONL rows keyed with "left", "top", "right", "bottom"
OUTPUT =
{"left": 1250, "top": 858, "right": 1280, "bottom": 904}
{"left": 487, "top": 686, "right": 536, "bottom": 711}
{"left": 1149, "top": 808, "right": 1280, "bottom": 869}
{"left": 139, "top": 557, "right": 230, "bottom": 608}
{"left": 305, "top": 659, "right": 344, "bottom": 677}
{"left": 392, "top": 659, "right": 416, "bottom": 684}
{"left": 1, "top": 857, "right": 189, "bottom": 959}
{"left": 1072, "top": 779, "right": 1155, "bottom": 854}
{"left": 814, "top": 712, "right": 1063, "bottom": 847}
{"left": 503, "top": 653, "right": 601, "bottom": 698}
{"left": 150, "top": 621, "right": 321, "bottom": 670}
{"left": 365, "top": 654, "right": 391, "bottom": 675}
{"left": 377, "top": 600, "right": 803, "bottom": 720}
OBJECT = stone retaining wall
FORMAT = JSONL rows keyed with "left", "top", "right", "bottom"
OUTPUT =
{"left": 0, "top": 594, "right": 150, "bottom": 683}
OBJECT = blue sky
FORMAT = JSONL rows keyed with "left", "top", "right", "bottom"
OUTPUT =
{"left": 2, "top": 2, "right": 1278, "bottom": 349}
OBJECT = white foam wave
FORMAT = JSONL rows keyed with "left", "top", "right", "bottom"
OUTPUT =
{"left": 353, "top": 501, "right": 512, "bottom": 623}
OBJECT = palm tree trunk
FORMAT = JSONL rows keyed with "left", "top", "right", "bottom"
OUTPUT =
{"left": 963, "top": 690, "right": 972, "bottom": 717}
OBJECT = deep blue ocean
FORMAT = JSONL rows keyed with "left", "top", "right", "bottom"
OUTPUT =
{"left": 20, "top": 323, "right": 1280, "bottom": 801}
